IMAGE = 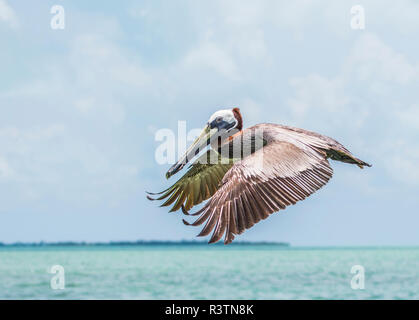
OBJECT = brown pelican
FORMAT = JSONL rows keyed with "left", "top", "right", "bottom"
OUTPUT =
{"left": 148, "top": 108, "right": 371, "bottom": 244}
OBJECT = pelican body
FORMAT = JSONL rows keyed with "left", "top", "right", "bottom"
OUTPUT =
{"left": 148, "top": 108, "right": 371, "bottom": 244}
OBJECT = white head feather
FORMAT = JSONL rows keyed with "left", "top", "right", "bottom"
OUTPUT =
{"left": 208, "top": 109, "right": 236, "bottom": 124}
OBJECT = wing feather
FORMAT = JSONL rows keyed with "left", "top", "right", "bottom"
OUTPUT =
{"left": 147, "top": 149, "right": 233, "bottom": 212}
{"left": 183, "top": 140, "right": 334, "bottom": 244}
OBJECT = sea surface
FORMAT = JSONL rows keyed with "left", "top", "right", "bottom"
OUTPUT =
{"left": 0, "top": 245, "right": 418, "bottom": 299}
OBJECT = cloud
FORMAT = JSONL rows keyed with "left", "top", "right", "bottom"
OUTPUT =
{"left": 344, "top": 33, "right": 419, "bottom": 85}
{"left": 287, "top": 74, "right": 348, "bottom": 118}
{"left": 0, "top": 123, "right": 140, "bottom": 205}
{"left": 182, "top": 41, "right": 239, "bottom": 80}
{"left": 69, "top": 33, "right": 150, "bottom": 90}
{"left": 284, "top": 33, "right": 419, "bottom": 186}
{"left": 285, "top": 32, "right": 419, "bottom": 123}
{"left": 0, "top": 10, "right": 157, "bottom": 209}
{"left": 367, "top": 0, "right": 419, "bottom": 35}
{"left": 0, "top": 0, "right": 17, "bottom": 28}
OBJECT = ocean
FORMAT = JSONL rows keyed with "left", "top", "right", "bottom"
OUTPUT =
{"left": 0, "top": 245, "right": 418, "bottom": 299}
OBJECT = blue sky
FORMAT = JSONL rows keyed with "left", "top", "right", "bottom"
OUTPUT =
{"left": 0, "top": 0, "right": 418, "bottom": 245}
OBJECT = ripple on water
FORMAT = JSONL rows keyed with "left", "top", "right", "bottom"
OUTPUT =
{"left": 0, "top": 246, "right": 418, "bottom": 299}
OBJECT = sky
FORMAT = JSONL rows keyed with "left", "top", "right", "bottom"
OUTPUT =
{"left": 0, "top": 0, "right": 418, "bottom": 245}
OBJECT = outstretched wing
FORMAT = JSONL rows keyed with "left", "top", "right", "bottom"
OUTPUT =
{"left": 147, "top": 150, "right": 234, "bottom": 212}
{"left": 183, "top": 141, "right": 334, "bottom": 244}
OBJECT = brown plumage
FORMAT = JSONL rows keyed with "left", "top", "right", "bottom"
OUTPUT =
{"left": 148, "top": 108, "right": 371, "bottom": 244}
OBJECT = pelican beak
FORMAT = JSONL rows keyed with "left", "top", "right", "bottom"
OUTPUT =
{"left": 166, "top": 124, "right": 217, "bottom": 179}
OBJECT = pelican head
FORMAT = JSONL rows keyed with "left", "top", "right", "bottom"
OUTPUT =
{"left": 166, "top": 107, "right": 243, "bottom": 179}
{"left": 208, "top": 108, "right": 242, "bottom": 132}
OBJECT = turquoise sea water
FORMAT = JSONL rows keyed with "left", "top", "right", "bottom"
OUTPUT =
{"left": 0, "top": 245, "right": 418, "bottom": 299}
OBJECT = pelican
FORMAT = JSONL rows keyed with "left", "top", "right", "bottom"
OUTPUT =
{"left": 147, "top": 108, "right": 371, "bottom": 244}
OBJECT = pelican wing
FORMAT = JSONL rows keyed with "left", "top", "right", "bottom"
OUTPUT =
{"left": 147, "top": 149, "right": 233, "bottom": 212}
{"left": 183, "top": 141, "right": 334, "bottom": 244}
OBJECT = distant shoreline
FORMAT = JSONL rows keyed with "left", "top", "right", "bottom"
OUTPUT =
{"left": 0, "top": 240, "right": 290, "bottom": 247}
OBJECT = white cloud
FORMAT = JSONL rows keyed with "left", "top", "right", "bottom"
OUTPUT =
{"left": 286, "top": 33, "right": 419, "bottom": 120}
{"left": 182, "top": 41, "right": 239, "bottom": 80}
{"left": 67, "top": 34, "right": 149, "bottom": 125}
{"left": 344, "top": 33, "right": 419, "bottom": 85}
{"left": 70, "top": 34, "right": 150, "bottom": 89}
{"left": 287, "top": 74, "right": 348, "bottom": 118}
{"left": 0, "top": 0, "right": 17, "bottom": 28}
{"left": 0, "top": 123, "right": 140, "bottom": 204}
{"left": 284, "top": 33, "right": 419, "bottom": 185}
{"left": 367, "top": 0, "right": 419, "bottom": 35}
